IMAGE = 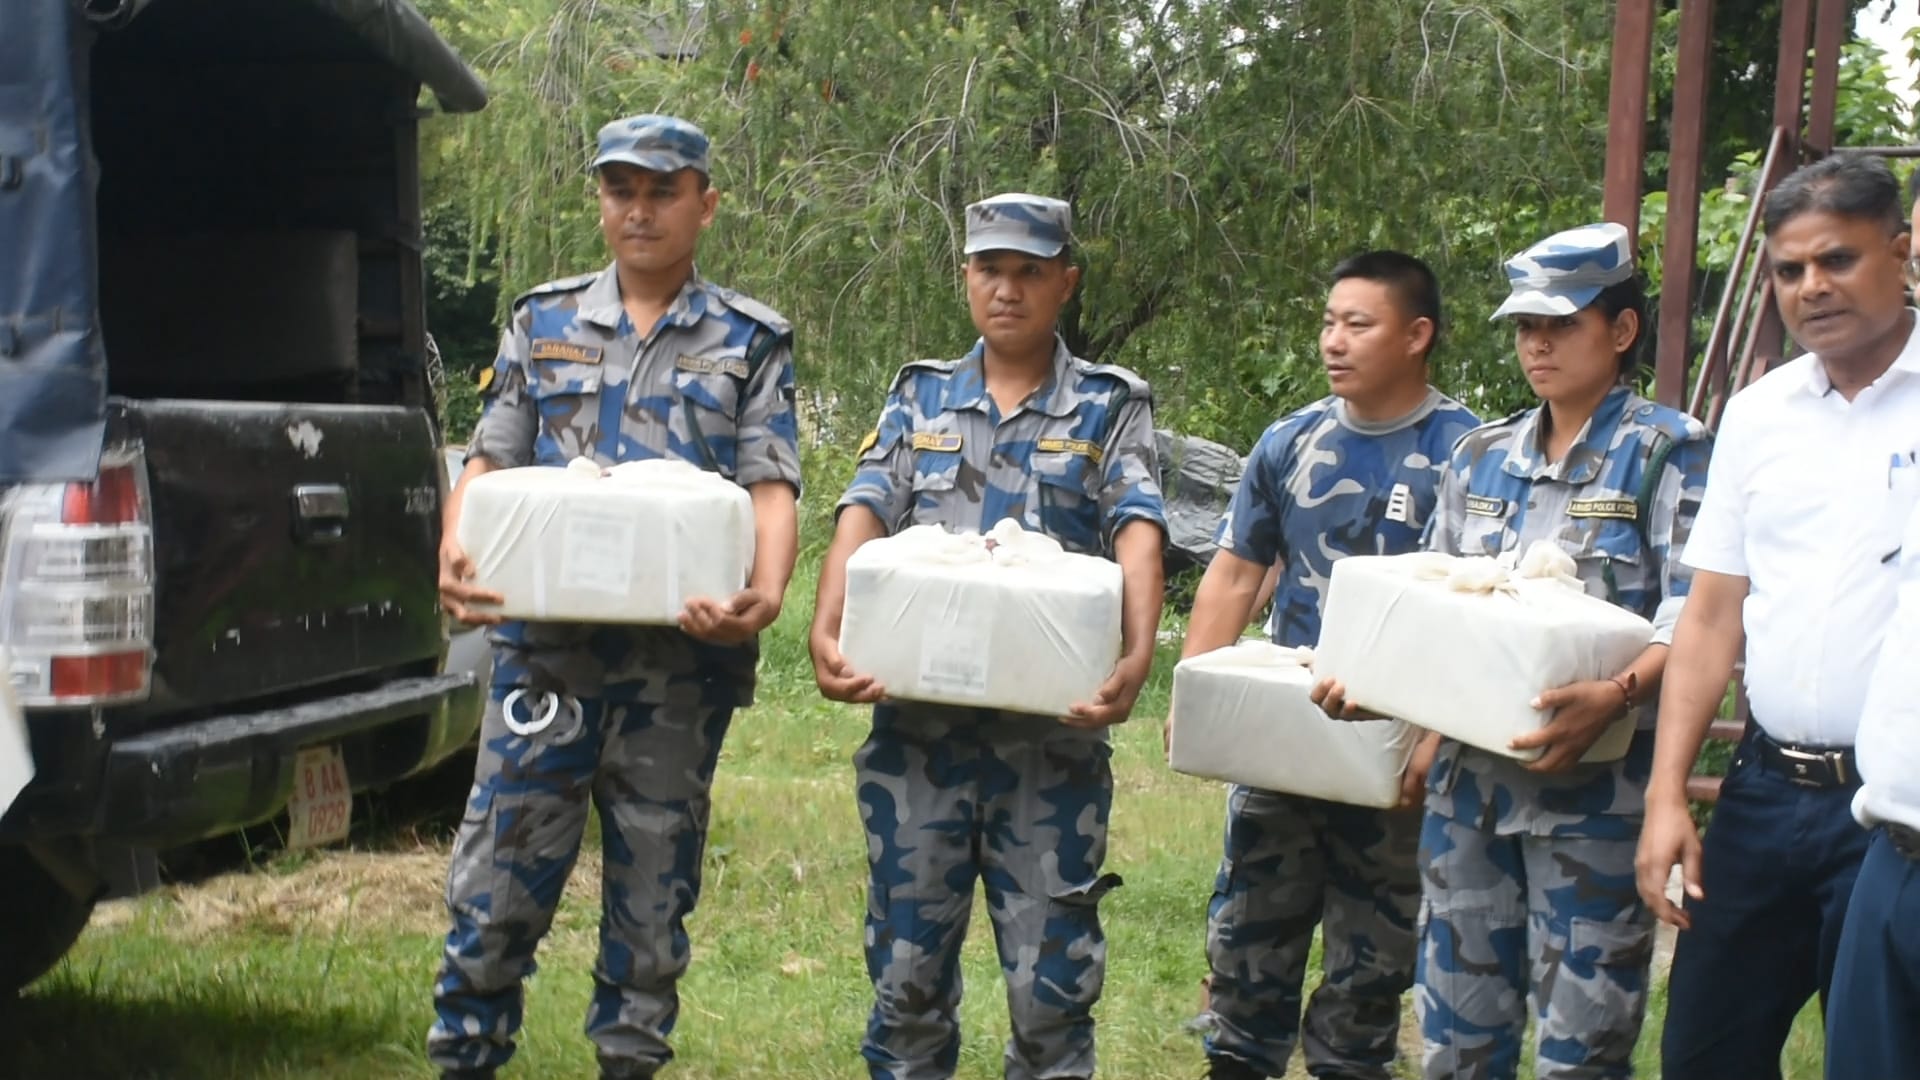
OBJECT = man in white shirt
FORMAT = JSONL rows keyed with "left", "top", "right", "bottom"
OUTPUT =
{"left": 1635, "top": 151, "right": 1920, "bottom": 1079}
{"left": 1820, "top": 165, "right": 1920, "bottom": 1080}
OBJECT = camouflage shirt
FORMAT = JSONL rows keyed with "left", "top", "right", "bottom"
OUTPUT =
{"left": 466, "top": 263, "right": 801, "bottom": 707}
{"left": 837, "top": 336, "right": 1167, "bottom": 555}
{"left": 1422, "top": 385, "right": 1712, "bottom": 838}
{"left": 1218, "top": 389, "right": 1480, "bottom": 648}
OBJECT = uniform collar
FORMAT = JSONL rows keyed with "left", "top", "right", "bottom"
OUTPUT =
{"left": 577, "top": 262, "right": 711, "bottom": 333}
{"left": 1799, "top": 307, "right": 1920, "bottom": 398}
{"left": 1502, "top": 384, "right": 1633, "bottom": 484}
{"left": 949, "top": 335, "right": 1080, "bottom": 418}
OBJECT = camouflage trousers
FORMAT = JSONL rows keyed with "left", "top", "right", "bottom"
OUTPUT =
{"left": 428, "top": 687, "right": 732, "bottom": 1074}
{"left": 1416, "top": 813, "right": 1653, "bottom": 1080}
{"left": 855, "top": 704, "right": 1121, "bottom": 1080}
{"left": 1203, "top": 787, "right": 1421, "bottom": 1079}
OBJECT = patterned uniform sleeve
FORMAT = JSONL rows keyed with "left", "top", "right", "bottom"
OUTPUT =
{"left": 1214, "top": 422, "right": 1291, "bottom": 566}
{"left": 836, "top": 380, "right": 916, "bottom": 531}
{"left": 1422, "top": 443, "right": 1470, "bottom": 556}
{"left": 1646, "top": 424, "right": 1714, "bottom": 644}
{"left": 734, "top": 335, "right": 802, "bottom": 492}
{"left": 466, "top": 308, "right": 536, "bottom": 469}
{"left": 1097, "top": 394, "right": 1168, "bottom": 543}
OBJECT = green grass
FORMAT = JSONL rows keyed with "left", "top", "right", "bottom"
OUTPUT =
{"left": 5, "top": 538, "right": 1826, "bottom": 1079}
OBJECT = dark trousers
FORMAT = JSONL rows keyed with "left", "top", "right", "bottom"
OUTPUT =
{"left": 1824, "top": 827, "right": 1920, "bottom": 1080}
{"left": 1660, "top": 732, "right": 1870, "bottom": 1080}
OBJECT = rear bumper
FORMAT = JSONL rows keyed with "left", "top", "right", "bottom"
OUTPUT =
{"left": 82, "top": 672, "right": 480, "bottom": 843}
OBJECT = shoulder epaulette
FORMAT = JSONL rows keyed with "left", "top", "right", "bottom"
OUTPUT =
{"left": 712, "top": 286, "right": 793, "bottom": 338}
{"left": 1077, "top": 359, "right": 1152, "bottom": 400}
{"left": 510, "top": 272, "right": 597, "bottom": 310}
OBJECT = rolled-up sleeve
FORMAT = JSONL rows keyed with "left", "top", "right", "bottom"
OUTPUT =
{"left": 467, "top": 311, "right": 536, "bottom": 469}
{"left": 837, "top": 383, "right": 915, "bottom": 531}
{"left": 734, "top": 335, "right": 802, "bottom": 493}
{"left": 1648, "top": 426, "right": 1715, "bottom": 644}
{"left": 1097, "top": 395, "right": 1167, "bottom": 547}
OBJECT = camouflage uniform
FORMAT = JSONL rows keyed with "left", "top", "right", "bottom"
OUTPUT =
{"left": 1415, "top": 224, "right": 1713, "bottom": 1080}
{"left": 429, "top": 116, "right": 801, "bottom": 1078}
{"left": 836, "top": 194, "right": 1167, "bottom": 1080}
{"left": 1206, "top": 391, "right": 1480, "bottom": 1079}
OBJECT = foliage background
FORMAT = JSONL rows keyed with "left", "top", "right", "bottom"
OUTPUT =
{"left": 419, "top": 1, "right": 1913, "bottom": 459}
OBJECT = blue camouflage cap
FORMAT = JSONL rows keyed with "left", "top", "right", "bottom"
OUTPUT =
{"left": 963, "top": 193, "right": 1072, "bottom": 258}
{"left": 591, "top": 114, "right": 710, "bottom": 176}
{"left": 1490, "top": 222, "right": 1636, "bottom": 320}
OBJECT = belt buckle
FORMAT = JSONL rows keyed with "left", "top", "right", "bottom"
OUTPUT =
{"left": 1775, "top": 744, "right": 1844, "bottom": 788}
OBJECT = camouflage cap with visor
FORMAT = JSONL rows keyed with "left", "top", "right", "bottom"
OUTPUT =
{"left": 1490, "top": 222, "right": 1636, "bottom": 320}
{"left": 963, "top": 193, "right": 1072, "bottom": 258}
{"left": 591, "top": 114, "right": 710, "bottom": 176}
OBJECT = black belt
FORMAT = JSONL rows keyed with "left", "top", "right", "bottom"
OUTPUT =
{"left": 1889, "top": 824, "right": 1920, "bottom": 862}
{"left": 1752, "top": 729, "right": 1857, "bottom": 789}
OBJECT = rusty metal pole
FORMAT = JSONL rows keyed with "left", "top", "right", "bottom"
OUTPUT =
{"left": 1657, "top": 0, "right": 1717, "bottom": 411}
{"left": 1603, "top": 0, "right": 1657, "bottom": 234}
{"left": 1754, "top": 0, "right": 1815, "bottom": 368}
{"left": 1806, "top": 0, "right": 1850, "bottom": 156}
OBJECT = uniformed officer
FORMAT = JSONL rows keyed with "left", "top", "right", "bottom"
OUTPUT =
{"left": 807, "top": 193, "right": 1168, "bottom": 1080}
{"left": 1317, "top": 223, "right": 1712, "bottom": 1080}
{"left": 1176, "top": 251, "right": 1479, "bottom": 1080}
{"left": 430, "top": 115, "right": 802, "bottom": 1080}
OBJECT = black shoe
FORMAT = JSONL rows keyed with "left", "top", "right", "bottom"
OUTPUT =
{"left": 1204, "top": 1056, "right": 1268, "bottom": 1080}
{"left": 440, "top": 1070, "right": 496, "bottom": 1080}
{"left": 598, "top": 1059, "right": 657, "bottom": 1080}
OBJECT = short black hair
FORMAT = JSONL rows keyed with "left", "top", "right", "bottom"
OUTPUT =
{"left": 1591, "top": 273, "right": 1651, "bottom": 375}
{"left": 1329, "top": 250, "right": 1444, "bottom": 360}
{"left": 1763, "top": 150, "right": 1905, "bottom": 236}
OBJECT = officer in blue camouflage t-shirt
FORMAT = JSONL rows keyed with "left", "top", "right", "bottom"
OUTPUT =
{"left": 1319, "top": 223, "right": 1712, "bottom": 1080}
{"left": 1175, "top": 252, "right": 1479, "bottom": 1080}
{"left": 430, "top": 115, "right": 803, "bottom": 1080}
{"left": 809, "top": 193, "right": 1168, "bottom": 1080}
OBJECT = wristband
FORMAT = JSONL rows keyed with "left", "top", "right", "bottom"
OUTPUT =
{"left": 1609, "top": 672, "right": 1638, "bottom": 710}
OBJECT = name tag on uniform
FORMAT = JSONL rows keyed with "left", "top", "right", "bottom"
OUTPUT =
{"left": 529, "top": 339, "right": 602, "bottom": 364}
{"left": 1034, "top": 437, "right": 1105, "bottom": 466}
{"left": 675, "top": 353, "right": 751, "bottom": 378}
{"left": 1464, "top": 495, "right": 1507, "bottom": 518}
{"left": 1569, "top": 497, "right": 1638, "bottom": 521}
{"left": 911, "top": 432, "right": 963, "bottom": 453}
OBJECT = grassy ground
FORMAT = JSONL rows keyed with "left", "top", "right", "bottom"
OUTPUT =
{"left": 5, "top": 550, "right": 1826, "bottom": 1079}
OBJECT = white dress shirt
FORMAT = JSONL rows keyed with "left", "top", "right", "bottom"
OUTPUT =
{"left": 1681, "top": 311, "right": 1920, "bottom": 746}
{"left": 1854, "top": 495, "right": 1920, "bottom": 831}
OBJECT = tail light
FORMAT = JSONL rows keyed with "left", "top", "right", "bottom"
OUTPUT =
{"left": 0, "top": 445, "right": 157, "bottom": 705}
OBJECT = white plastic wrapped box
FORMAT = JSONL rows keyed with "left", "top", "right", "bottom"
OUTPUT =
{"left": 1170, "top": 641, "right": 1417, "bottom": 807}
{"left": 456, "top": 458, "right": 755, "bottom": 624}
{"left": 1312, "top": 545, "right": 1653, "bottom": 764}
{"left": 839, "top": 519, "right": 1122, "bottom": 717}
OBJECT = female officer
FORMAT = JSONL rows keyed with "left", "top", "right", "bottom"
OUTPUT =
{"left": 1319, "top": 222, "right": 1712, "bottom": 1080}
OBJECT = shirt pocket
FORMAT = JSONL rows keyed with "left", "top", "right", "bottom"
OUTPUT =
{"left": 1882, "top": 453, "right": 1920, "bottom": 552}
{"left": 1557, "top": 516, "right": 1645, "bottom": 609}
{"left": 1457, "top": 503, "right": 1512, "bottom": 558}
{"left": 1030, "top": 450, "right": 1102, "bottom": 554}
{"left": 529, "top": 360, "right": 604, "bottom": 458}
{"left": 671, "top": 367, "right": 744, "bottom": 477}
{"left": 908, "top": 448, "right": 963, "bottom": 529}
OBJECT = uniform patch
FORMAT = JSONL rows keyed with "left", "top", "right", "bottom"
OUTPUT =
{"left": 476, "top": 366, "right": 496, "bottom": 393}
{"left": 857, "top": 429, "right": 879, "bottom": 456}
{"left": 1034, "top": 437, "right": 1105, "bottom": 465}
{"left": 911, "top": 432, "right": 963, "bottom": 453}
{"left": 675, "top": 353, "right": 751, "bottom": 379}
{"left": 1568, "top": 497, "right": 1638, "bottom": 520}
{"left": 529, "top": 339, "right": 602, "bottom": 364}
{"left": 1464, "top": 495, "right": 1507, "bottom": 517}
